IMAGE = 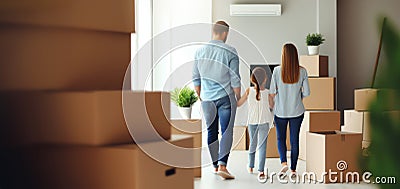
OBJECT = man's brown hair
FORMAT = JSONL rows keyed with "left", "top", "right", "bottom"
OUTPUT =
{"left": 213, "top": 20, "right": 229, "bottom": 34}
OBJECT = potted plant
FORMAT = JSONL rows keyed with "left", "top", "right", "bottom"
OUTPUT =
{"left": 171, "top": 86, "right": 198, "bottom": 119}
{"left": 306, "top": 33, "right": 325, "bottom": 55}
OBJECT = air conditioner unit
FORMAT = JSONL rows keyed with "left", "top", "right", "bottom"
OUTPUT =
{"left": 230, "top": 4, "right": 281, "bottom": 16}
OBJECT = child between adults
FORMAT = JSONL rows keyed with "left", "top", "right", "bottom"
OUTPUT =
{"left": 237, "top": 67, "right": 273, "bottom": 182}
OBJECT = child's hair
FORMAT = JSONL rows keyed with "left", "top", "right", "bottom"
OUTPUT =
{"left": 250, "top": 67, "right": 267, "bottom": 101}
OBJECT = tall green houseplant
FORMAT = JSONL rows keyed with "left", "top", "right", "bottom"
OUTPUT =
{"left": 367, "top": 18, "right": 400, "bottom": 189}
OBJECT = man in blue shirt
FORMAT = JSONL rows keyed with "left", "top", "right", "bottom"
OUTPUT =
{"left": 192, "top": 21, "right": 241, "bottom": 179}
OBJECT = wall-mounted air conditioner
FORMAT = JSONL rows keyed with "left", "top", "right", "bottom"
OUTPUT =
{"left": 230, "top": 4, "right": 281, "bottom": 16}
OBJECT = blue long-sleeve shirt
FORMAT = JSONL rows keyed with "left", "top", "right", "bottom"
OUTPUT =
{"left": 269, "top": 66, "right": 310, "bottom": 118}
{"left": 192, "top": 40, "right": 241, "bottom": 101}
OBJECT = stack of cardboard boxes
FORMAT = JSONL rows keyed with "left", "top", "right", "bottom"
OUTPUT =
{"left": 0, "top": 1, "right": 194, "bottom": 188}
{"left": 299, "top": 55, "right": 338, "bottom": 160}
{"left": 299, "top": 55, "right": 362, "bottom": 183}
{"left": 343, "top": 88, "right": 399, "bottom": 149}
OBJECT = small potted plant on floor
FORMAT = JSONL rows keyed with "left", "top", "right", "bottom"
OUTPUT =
{"left": 306, "top": 33, "right": 325, "bottom": 55}
{"left": 171, "top": 86, "right": 198, "bottom": 119}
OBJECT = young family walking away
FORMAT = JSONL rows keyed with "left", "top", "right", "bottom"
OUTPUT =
{"left": 192, "top": 21, "right": 310, "bottom": 182}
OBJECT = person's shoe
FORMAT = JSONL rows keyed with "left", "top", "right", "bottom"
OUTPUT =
{"left": 248, "top": 167, "right": 254, "bottom": 174}
{"left": 278, "top": 165, "right": 288, "bottom": 178}
{"left": 258, "top": 172, "right": 268, "bottom": 183}
{"left": 290, "top": 171, "right": 297, "bottom": 179}
{"left": 213, "top": 167, "right": 218, "bottom": 174}
{"left": 217, "top": 170, "right": 235, "bottom": 180}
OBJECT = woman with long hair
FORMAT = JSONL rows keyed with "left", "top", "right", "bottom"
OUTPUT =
{"left": 269, "top": 43, "right": 310, "bottom": 178}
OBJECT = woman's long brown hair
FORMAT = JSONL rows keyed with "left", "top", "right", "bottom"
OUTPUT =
{"left": 251, "top": 67, "right": 267, "bottom": 101}
{"left": 281, "top": 43, "right": 300, "bottom": 84}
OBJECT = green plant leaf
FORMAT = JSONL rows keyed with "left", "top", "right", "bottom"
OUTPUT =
{"left": 366, "top": 18, "right": 400, "bottom": 189}
{"left": 170, "top": 86, "right": 198, "bottom": 107}
{"left": 306, "top": 33, "right": 325, "bottom": 46}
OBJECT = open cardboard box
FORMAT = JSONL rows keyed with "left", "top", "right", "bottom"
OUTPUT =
{"left": 299, "top": 111, "right": 341, "bottom": 160}
{"left": 306, "top": 131, "right": 362, "bottom": 183}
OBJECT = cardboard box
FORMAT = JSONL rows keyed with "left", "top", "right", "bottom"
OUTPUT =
{"left": 299, "top": 111, "right": 341, "bottom": 160}
{"left": 306, "top": 131, "right": 362, "bottom": 183}
{"left": 354, "top": 88, "right": 378, "bottom": 111}
{"left": 354, "top": 88, "right": 397, "bottom": 111}
{"left": 300, "top": 55, "right": 329, "bottom": 77}
{"left": 170, "top": 119, "right": 202, "bottom": 177}
{"left": 1, "top": 135, "right": 194, "bottom": 189}
{"left": 387, "top": 110, "right": 400, "bottom": 120}
{"left": 0, "top": 91, "right": 171, "bottom": 146}
{"left": 232, "top": 126, "right": 248, "bottom": 150}
{"left": 303, "top": 77, "right": 336, "bottom": 110}
{"left": 343, "top": 110, "right": 371, "bottom": 142}
{"left": 354, "top": 88, "right": 400, "bottom": 111}
{"left": 0, "top": 25, "right": 130, "bottom": 90}
{"left": 266, "top": 126, "right": 291, "bottom": 158}
{"left": 171, "top": 119, "right": 202, "bottom": 148}
{"left": 0, "top": 0, "right": 135, "bottom": 33}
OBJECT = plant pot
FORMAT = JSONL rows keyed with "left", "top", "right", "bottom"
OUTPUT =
{"left": 178, "top": 106, "right": 192, "bottom": 119}
{"left": 308, "top": 46, "right": 320, "bottom": 55}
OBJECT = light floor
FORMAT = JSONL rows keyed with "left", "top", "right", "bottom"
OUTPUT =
{"left": 195, "top": 151, "right": 378, "bottom": 189}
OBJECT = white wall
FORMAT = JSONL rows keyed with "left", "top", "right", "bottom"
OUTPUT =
{"left": 132, "top": 0, "right": 153, "bottom": 90}
{"left": 140, "top": 0, "right": 337, "bottom": 125}
{"left": 337, "top": 0, "right": 400, "bottom": 123}
{"left": 152, "top": 0, "right": 212, "bottom": 119}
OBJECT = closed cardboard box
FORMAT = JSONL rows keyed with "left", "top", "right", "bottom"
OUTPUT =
{"left": 303, "top": 77, "right": 335, "bottom": 110}
{"left": 300, "top": 55, "right": 329, "bottom": 77}
{"left": 232, "top": 126, "right": 248, "bottom": 150}
{"left": 1, "top": 135, "right": 194, "bottom": 189}
{"left": 354, "top": 88, "right": 378, "bottom": 111}
{"left": 170, "top": 119, "right": 202, "bottom": 177}
{"left": 0, "top": 25, "right": 130, "bottom": 90}
{"left": 354, "top": 88, "right": 397, "bottom": 111}
{"left": 343, "top": 110, "right": 400, "bottom": 145}
{"left": 299, "top": 111, "right": 341, "bottom": 160}
{"left": 0, "top": 0, "right": 135, "bottom": 33}
{"left": 387, "top": 110, "right": 400, "bottom": 120}
{"left": 266, "top": 126, "right": 291, "bottom": 158}
{"left": 0, "top": 91, "right": 171, "bottom": 146}
{"left": 306, "top": 131, "right": 362, "bottom": 183}
{"left": 343, "top": 110, "right": 371, "bottom": 142}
